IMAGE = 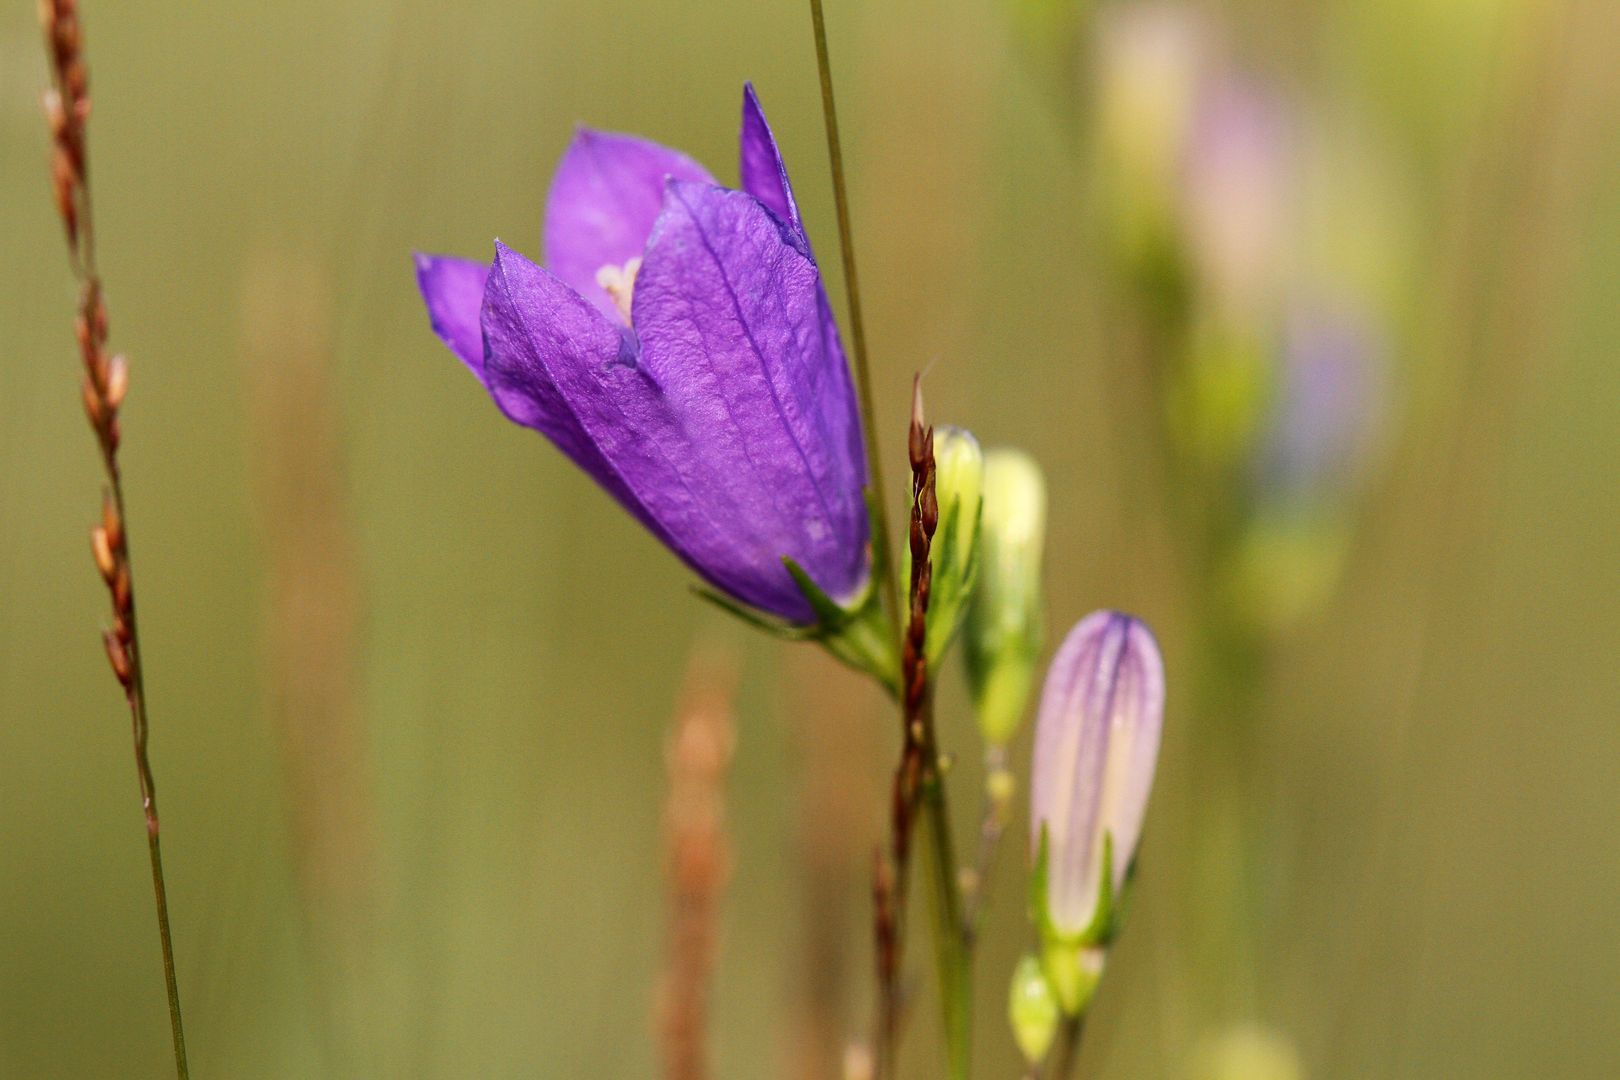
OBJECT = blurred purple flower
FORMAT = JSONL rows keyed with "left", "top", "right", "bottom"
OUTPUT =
{"left": 1031, "top": 611, "right": 1165, "bottom": 936}
{"left": 1181, "top": 75, "right": 1291, "bottom": 319}
{"left": 1260, "top": 298, "right": 1383, "bottom": 500}
{"left": 413, "top": 86, "right": 869, "bottom": 623}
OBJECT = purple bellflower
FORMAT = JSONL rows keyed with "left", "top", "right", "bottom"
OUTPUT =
{"left": 414, "top": 86, "right": 869, "bottom": 624}
{"left": 1031, "top": 611, "right": 1165, "bottom": 939}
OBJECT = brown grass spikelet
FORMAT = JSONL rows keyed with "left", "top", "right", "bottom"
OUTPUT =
{"left": 38, "top": 2, "right": 190, "bottom": 1074}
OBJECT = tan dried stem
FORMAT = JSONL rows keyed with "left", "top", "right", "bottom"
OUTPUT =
{"left": 786, "top": 651, "right": 879, "bottom": 1080}
{"left": 39, "top": 3, "right": 189, "bottom": 1076}
{"left": 242, "top": 246, "right": 380, "bottom": 1071}
{"left": 657, "top": 647, "right": 739, "bottom": 1080}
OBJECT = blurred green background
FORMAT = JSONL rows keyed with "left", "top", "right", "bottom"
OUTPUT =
{"left": 2, "top": 0, "right": 1617, "bottom": 1077}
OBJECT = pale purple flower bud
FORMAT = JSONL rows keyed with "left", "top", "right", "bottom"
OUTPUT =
{"left": 1181, "top": 76, "right": 1292, "bottom": 322}
{"left": 1030, "top": 611, "right": 1165, "bottom": 937}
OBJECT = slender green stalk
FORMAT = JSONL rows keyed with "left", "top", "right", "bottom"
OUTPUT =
{"left": 807, "top": 0, "right": 900, "bottom": 636}
{"left": 144, "top": 829, "right": 189, "bottom": 1079}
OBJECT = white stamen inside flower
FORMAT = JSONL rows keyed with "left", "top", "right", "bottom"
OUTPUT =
{"left": 595, "top": 257, "right": 642, "bottom": 326}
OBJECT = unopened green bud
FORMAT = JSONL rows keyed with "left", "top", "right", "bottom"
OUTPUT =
{"left": 1008, "top": 954, "right": 1060, "bottom": 1064}
{"left": 965, "top": 449, "right": 1047, "bottom": 744}
{"left": 1040, "top": 938, "right": 1105, "bottom": 1017}
{"left": 909, "top": 425, "right": 984, "bottom": 665}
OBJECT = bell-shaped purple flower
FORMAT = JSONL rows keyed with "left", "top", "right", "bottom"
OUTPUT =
{"left": 1030, "top": 611, "right": 1165, "bottom": 937}
{"left": 413, "top": 85, "right": 869, "bottom": 623}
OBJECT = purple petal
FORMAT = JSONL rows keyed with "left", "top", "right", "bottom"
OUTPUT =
{"left": 739, "top": 83, "right": 802, "bottom": 233}
{"left": 1031, "top": 611, "right": 1165, "bottom": 935}
{"left": 633, "top": 180, "right": 869, "bottom": 612}
{"left": 483, "top": 240, "right": 863, "bottom": 622}
{"left": 736, "top": 85, "right": 866, "bottom": 543}
{"left": 543, "top": 129, "right": 715, "bottom": 320}
{"left": 414, "top": 253, "right": 490, "bottom": 378}
{"left": 1100, "top": 618, "right": 1165, "bottom": 889}
{"left": 479, "top": 243, "right": 661, "bottom": 528}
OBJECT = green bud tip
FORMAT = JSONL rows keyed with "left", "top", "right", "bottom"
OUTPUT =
{"left": 965, "top": 448, "right": 1047, "bottom": 745}
{"left": 1008, "top": 954, "right": 1061, "bottom": 1064}
{"left": 913, "top": 425, "right": 984, "bottom": 665}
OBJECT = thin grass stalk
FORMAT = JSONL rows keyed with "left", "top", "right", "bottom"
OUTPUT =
{"left": 38, "top": 4, "right": 189, "bottom": 1077}
{"left": 807, "top": 0, "right": 900, "bottom": 637}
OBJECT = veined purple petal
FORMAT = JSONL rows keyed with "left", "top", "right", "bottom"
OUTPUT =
{"left": 421, "top": 88, "right": 871, "bottom": 625}
{"left": 414, "top": 253, "right": 490, "bottom": 377}
{"left": 735, "top": 85, "right": 866, "bottom": 547}
{"left": 739, "top": 82, "right": 802, "bottom": 233}
{"left": 633, "top": 179, "right": 869, "bottom": 613}
{"left": 483, "top": 236, "right": 865, "bottom": 623}
{"left": 543, "top": 129, "right": 715, "bottom": 319}
{"left": 479, "top": 242, "right": 664, "bottom": 530}
{"left": 1031, "top": 611, "right": 1165, "bottom": 935}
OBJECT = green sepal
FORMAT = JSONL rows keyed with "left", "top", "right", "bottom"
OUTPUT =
{"left": 1029, "top": 829, "right": 1133, "bottom": 1017}
{"left": 691, "top": 482, "right": 900, "bottom": 692}
{"left": 782, "top": 557, "right": 850, "bottom": 626}
{"left": 691, "top": 586, "right": 818, "bottom": 641}
{"left": 1078, "top": 831, "right": 1120, "bottom": 948}
{"left": 784, "top": 557, "right": 899, "bottom": 693}
{"left": 928, "top": 491, "right": 983, "bottom": 665}
{"left": 1029, "top": 828, "right": 1122, "bottom": 949}
{"left": 1028, "top": 822, "right": 1056, "bottom": 938}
